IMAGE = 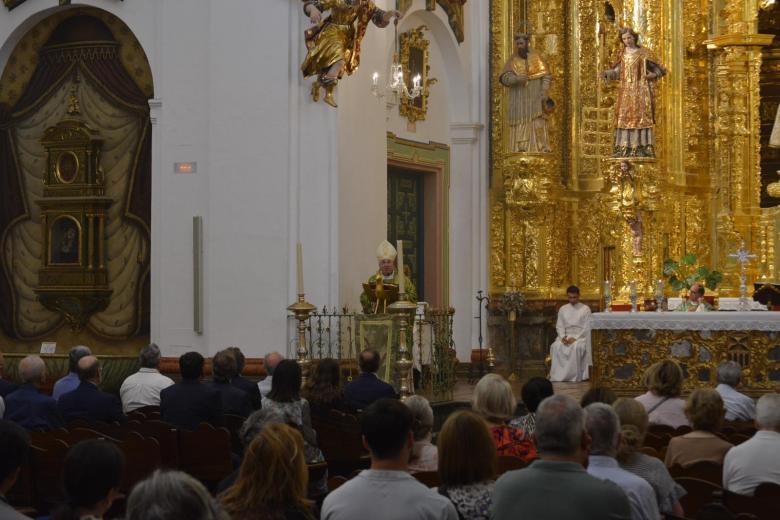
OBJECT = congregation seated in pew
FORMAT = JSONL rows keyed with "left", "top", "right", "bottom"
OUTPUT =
{"left": 208, "top": 350, "right": 252, "bottom": 418}
{"left": 723, "top": 393, "right": 780, "bottom": 496}
{"left": 664, "top": 388, "right": 733, "bottom": 468}
{"left": 119, "top": 343, "right": 174, "bottom": 414}
{"left": 220, "top": 423, "right": 316, "bottom": 520}
{"left": 436, "top": 410, "right": 497, "bottom": 520}
{"left": 635, "top": 360, "right": 690, "bottom": 429}
{"left": 612, "top": 397, "right": 687, "bottom": 517}
{"left": 0, "top": 420, "right": 31, "bottom": 520}
{"left": 58, "top": 356, "right": 125, "bottom": 425}
{"left": 343, "top": 349, "right": 397, "bottom": 411}
{"left": 4, "top": 355, "right": 63, "bottom": 431}
{"left": 5, "top": 346, "right": 780, "bottom": 520}
{"left": 225, "top": 347, "right": 262, "bottom": 411}
{"left": 48, "top": 439, "right": 124, "bottom": 520}
{"left": 160, "top": 352, "right": 223, "bottom": 431}
{"left": 302, "top": 358, "right": 350, "bottom": 419}
{"left": 716, "top": 361, "right": 757, "bottom": 423}
{"left": 51, "top": 346, "right": 91, "bottom": 402}
{"left": 262, "top": 359, "right": 324, "bottom": 465}
{"left": 405, "top": 395, "right": 437, "bottom": 473}
{"left": 126, "top": 469, "right": 228, "bottom": 520}
{"left": 472, "top": 374, "right": 536, "bottom": 462}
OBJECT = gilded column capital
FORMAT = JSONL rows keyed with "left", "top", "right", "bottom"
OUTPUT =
{"left": 705, "top": 34, "right": 775, "bottom": 49}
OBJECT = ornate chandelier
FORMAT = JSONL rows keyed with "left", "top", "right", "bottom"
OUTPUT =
{"left": 371, "top": 22, "right": 422, "bottom": 103}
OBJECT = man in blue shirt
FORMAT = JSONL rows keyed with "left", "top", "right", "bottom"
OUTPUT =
{"left": 52, "top": 345, "right": 91, "bottom": 401}
{"left": 5, "top": 355, "right": 63, "bottom": 431}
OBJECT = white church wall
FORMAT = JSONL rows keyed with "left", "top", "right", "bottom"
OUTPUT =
{"left": 0, "top": 0, "right": 490, "bottom": 363}
{"left": 313, "top": 0, "right": 491, "bottom": 362}
{"left": 336, "top": 5, "right": 390, "bottom": 314}
{"left": 0, "top": 0, "right": 342, "bottom": 359}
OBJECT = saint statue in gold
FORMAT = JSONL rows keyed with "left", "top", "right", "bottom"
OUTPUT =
{"left": 601, "top": 28, "right": 667, "bottom": 158}
{"left": 301, "top": 1, "right": 402, "bottom": 108}
{"left": 499, "top": 32, "right": 553, "bottom": 153}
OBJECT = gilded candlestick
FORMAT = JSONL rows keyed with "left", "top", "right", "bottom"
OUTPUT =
{"left": 288, "top": 294, "right": 316, "bottom": 387}
{"left": 389, "top": 292, "right": 416, "bottom": 401}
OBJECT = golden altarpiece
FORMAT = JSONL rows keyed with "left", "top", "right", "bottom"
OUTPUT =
{"left": 488, "top": 0, "right": 780, "bottom": 392}
{"left": 35, "top": 89, "right": 112, "bottom": 332}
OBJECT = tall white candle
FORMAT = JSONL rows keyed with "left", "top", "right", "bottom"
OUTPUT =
{"left": 296, "top": 242, "right": 304, "bottom": 295}
{"left": 604, "top": 280, "right": 611, "bottom": 297}
{"left": 397, "top": 240, "right": 405, "bottom": 295}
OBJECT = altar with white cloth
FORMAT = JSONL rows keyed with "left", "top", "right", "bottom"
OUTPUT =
{"left": 590, "top": 312, "right": 780, "bottom": 395}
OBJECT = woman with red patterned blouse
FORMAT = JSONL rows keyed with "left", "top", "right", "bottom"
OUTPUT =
{"left": 473, "top": 374, "right": 537, "bottom": 462}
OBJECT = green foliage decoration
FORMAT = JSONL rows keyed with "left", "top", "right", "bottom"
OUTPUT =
{"left": 662, "top": 253, "right": 723, "bottom": 293}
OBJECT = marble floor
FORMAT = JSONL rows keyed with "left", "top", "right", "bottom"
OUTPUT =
{"left": 449, "top": 377, "right": 590, "bottom": 403}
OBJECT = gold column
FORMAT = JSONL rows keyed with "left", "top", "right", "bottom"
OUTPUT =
{"left": 707, "top": 0, "right": 774, "bottom": 291}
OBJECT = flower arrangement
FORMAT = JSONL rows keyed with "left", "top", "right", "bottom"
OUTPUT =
{"left": 501, "top": 291, "right": 526, "bottom": 321}
{"left": 662, "top": 253, "right": 723, "bottom": 292}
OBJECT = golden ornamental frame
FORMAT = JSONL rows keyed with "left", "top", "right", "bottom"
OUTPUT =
{"left": 55, "top": 150, "right": 80, "bottom": 184}
{"left": 399, "top": 25, "right": 437, "bottom": 125}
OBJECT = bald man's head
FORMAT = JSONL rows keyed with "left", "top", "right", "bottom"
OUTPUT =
{"left": 78, "top": 355, "right": 101, "bottom": 383}
{"left": 264, "top": 352, "right": 283, "bottom": 376}
{"left": 19, "top": 356, "right": 46, "bottom": 385}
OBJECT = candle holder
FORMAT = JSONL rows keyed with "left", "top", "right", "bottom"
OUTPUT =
{"left": 654, "top": 281, "right": 665, "bottom": 313}
{"left": 603, "top": 281, "right": 612, "bottom": 313}
{"left": 389, "top": 293, "right": 417, "bottom": 401}
{"left": 287, "top": 294, "right": 316, "bottom": 387}
{"left": 629, "top": 282, "right": 638, "bottom": 313}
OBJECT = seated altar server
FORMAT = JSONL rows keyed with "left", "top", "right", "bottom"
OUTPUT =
{"left": 675, "top": 282, "right": 712, "bottom": 312}
{"left": 549, "top": 286, "right": 592, "bottom": 382}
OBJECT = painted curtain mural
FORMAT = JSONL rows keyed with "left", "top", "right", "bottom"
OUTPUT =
{"left": 0, "top": 13, "right": 151, "bottom": 341}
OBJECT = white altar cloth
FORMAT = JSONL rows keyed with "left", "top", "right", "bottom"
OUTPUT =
{"left": 591, "top": 311, "right": 780, "bottom": 332}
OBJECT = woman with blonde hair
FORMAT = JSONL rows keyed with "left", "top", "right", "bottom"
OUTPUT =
{"left": 613, "top": 397, "right": 686, "bottom": 517}
{"left": 472, "top": 374, "right": 536, "bottom": 461}
{"left": 437, "top": 410, "right": 497, "bottom": 520}
{"left": 664, "top": 388, "right": 733, "bottom": 468}
{"left": 635, "top": 360, "right": 689, "bottom": 428}
{"left": 220, "top": 423, "right": 315, "bottom": 520}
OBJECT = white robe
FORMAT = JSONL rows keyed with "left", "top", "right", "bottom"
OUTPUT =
{"left": 549, "top": 302, "right": 592, "bottom": 382}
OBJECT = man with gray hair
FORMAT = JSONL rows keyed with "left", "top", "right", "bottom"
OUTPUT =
{"left": 584, "top": 403, "right": 659, "bottom": 520}
{"left": 120, "top": 344, "right": 174, "bottom": 413}
{"left": 257, "top": 351, "right": 283, "bottom": 398}
{"left": 492, "top": 395, "right": 631, "bottom": 520}
{"left": 715, "top": 361, "right": 756, "bottom": 422}
{"left": 52, "top": 345, "right": 92, "bottom": 401}
{"left": 4, "top": 355, "right": 63, "bottom": 431}
{"left": 723, "top": 393, "right": 780, "bottom": 495}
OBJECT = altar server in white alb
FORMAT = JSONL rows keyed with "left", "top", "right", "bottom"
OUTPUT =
{"left": 549, "top": 285, "right": 592, "bottom": 382}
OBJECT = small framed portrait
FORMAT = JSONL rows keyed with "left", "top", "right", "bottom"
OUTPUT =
{"left": 55, "top": 151, "right": 79, "bottom": 184}
{"left": 50, "top": 216, "right": 81, "bottom": 265}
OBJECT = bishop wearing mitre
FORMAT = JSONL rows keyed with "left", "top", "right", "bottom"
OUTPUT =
{"left": 360, "top": 240, "right": 417, "bottom": 314}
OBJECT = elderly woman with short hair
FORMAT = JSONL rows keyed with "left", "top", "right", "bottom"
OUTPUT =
{"left": 404, "top": 395, "right": 437, "bottom": 472}
{"left": 635, "top": 360, "right": 690, "bottom": 428}
{"left": 613, "top": 398, "right": 687, "bottom": 517}
{"left": 473, "top": 374, "right": 536, "bottom": 461}
{"left": 127, "top": 470, "right": 228, "bottom": 520}
{"left": 664, "top": 388, "right": 733, "bottom": 468}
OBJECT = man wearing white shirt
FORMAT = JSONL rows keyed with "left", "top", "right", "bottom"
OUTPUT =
{"left": 585, "top": 403, "right": 660, "bottom": 520}
{"left": 715, "top": 361, "right": 756, "bottom": 422}
{"left": 723, "top": 393, "right": 780, "bottom": 496}
{"left": 257, "top": 351, "right": 283, "bottom": 398}
{"left": 120, "top": 344, "right": 174, "bottom": 413}
{"left": 549, "top": 285, "right": 592, "bottom": 382}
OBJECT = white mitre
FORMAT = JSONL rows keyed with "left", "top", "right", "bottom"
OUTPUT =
{"left": 376, "top": 240, "right": 397, "bottom": 261}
